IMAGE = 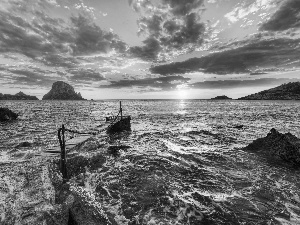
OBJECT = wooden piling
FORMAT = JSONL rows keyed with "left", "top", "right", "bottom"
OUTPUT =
{"left": 120, "top": 101, "right": 123, "bottom": 120}
{"left": 58, "top": 124, "right": 68, "bottom": 181}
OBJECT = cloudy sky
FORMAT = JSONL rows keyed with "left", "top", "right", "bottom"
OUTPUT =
{"left": 0, "top": 0, "right": 300, "bottom": 99}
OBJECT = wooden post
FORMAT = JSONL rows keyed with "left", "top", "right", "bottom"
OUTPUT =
{"left": 120, "top": 101, "right": 122, "bottom": 120}
{"left": 58, "top": 124, "right": 67, "bottom": 181}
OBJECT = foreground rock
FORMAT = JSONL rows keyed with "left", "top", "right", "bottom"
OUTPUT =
{"left": 0, "top": 108, "right": 18, "bottom": 121}
{"left": 0, "top": 136, "right": 111, "bottom": 225}
{"left": 238, "top": 82, "right": 300, "bottom": 100}
{"left": 0, "top": 91, "right": 38, "bottom": 100}
{"left": 211, "top": 95, "right": 232, "bottom": 100}
{"left": 42, "top": 81, "right": 86, "bottom": 100}
{"left": 15, "top": 141, "right": 32, "bottom": 148}
{"left": 244, "top": 128, "right": 300, "bottom": 166}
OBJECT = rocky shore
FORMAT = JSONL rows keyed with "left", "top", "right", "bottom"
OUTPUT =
{"left": 244, "top": 128, "right": 300, "bottom": 166}
{"left": 0, "top": 135, "right": 110, "bottom": 225}
{"left": 0, "top": 108, "right": 18, "bottom": 121}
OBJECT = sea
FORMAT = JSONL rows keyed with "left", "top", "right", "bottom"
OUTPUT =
{"left": 1, "top": 100, "right": 300, "bottom": 224}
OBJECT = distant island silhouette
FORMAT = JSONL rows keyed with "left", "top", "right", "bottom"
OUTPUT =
{"left": 211, "top": 95, "right": 232, "bottom": 100}
{"left": 239, "top": 82, "right": 300, "bottom": 100}
{"left": 0, "top": 91, "right": 38, "bottom": 100}
{"left": 42, "top": 81, "right": 86, "bottom": 100}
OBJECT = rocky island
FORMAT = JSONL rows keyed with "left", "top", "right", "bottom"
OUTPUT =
{"left": 42, "top": 81, "right": 86, "bottom": 100}
{"left": 0, "top": 91, "right": 38, "bottom": 100}
{"left": 238, "top": 82, "right": 300, "bottom": 100}
{"left": 211, "top": 95, "right": 232, "bottom": 100}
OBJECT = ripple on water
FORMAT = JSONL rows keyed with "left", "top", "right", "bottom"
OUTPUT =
{"left": 1, "top": 100, "right": 300, "bottom": 224}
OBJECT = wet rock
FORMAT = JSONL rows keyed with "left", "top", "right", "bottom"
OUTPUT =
{"left": 66, "top": 153, "right": 106, "bottom": 178}
{"left": 0, "top": 107, "right": 18, "bottom": 121}
{"left": 274, "top": 209, "right": 290, "bottom": 220}
{"left": 108, "top": 145, "right": 131, "bottom": 151}
{"left": 244, "top": 128, "right": 300, "bottom": 166}
{"left": 67, "top": 184, "right": 111, "bottom": 225}
{"left": 108, "top": 145, "right": 131, "bottom": 156}
{"left": 187, "top": 130, "right": 215, "bottom": 136}
{"left": 15, "top": 141, "right": 32, "bottom": 148}
{"left": 233, "top": 125, "right": 244, "bottom": 129}
{"left": 71, "top": 137, "right": 106, "bottom": 153}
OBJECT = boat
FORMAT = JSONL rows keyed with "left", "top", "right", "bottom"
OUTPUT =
{"left": 106, "top": 101, "right": 131, "bottom": 133}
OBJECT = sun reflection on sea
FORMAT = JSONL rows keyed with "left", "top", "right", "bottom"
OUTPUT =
{"left": 176, "top": 99, "right": 187, "bottom": 115}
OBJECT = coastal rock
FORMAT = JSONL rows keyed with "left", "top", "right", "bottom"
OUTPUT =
{"left": 233, "top": 125, "right": 244, "bottom": 129}
{"left": 0, "top": 108, "right": 18, "bottom": 121}
{"left": 0, "top": 91, "right": 38, "bottom": 100}
{"left": 211, "top": 95, "right": 232, "bottom": 100}
{"left": 15, "top": 141, "right": 32, "bottom": 148}
{"left": 42, "top": 81, "right": 86, "bottom": 100}
{"left": 244, "top": 128, "right": 300, "bottom": 166}
{"left": 238, "top": 82, "right": 300, "bottom": 100}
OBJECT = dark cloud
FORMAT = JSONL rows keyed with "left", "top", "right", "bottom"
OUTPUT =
{"left": 151, "top": 38, "right": 300, "bottom": 75}
{"left": 8, "top": 69, "right": 56, "bottom": 87}
{"left": 260, "top": 0, "right": 300, "bottom": 31}
{"left": 0, "top": 13, "right": 59, "bottom": 58}
{"left": 189, "top": 78, "right": 300, "bottom": 90}
{"left": 70, "top": 15, "right": 127, "bottom": 55}
{"left": 2, "top": 66, "right": 105, "bottom": 87}
{"left": 130, "top": 37, "right": 162, "bottom": 60}
{"left": 99, "top": 76, "right": 190, "bottom": 90}
{"left": 163, "top": 20, "right": 180, "bottom": 34}
{"left": 138, "top": 15, "right": 163, "bottom": 37}
{"left": 167, "top": 13, "right": 205, "bottom": 48}
{"left": 0, "top": 9, "right": 127, "bottom": 68}
{"left": 129, "top": 0, "right": 206, "bottom": 60}
{"left": 68, "top": 68, "right": 105, "bottom": 82}
{"left": 32, "top": 12, "right": 74, "bottom": 45}
{"left": 162, "top": 0, "right": 204, "bottom": 16}
{"left": 40, "top": 54, "right": 78, "bottom": 68}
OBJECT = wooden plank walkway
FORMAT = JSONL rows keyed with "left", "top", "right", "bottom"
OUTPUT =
{"left": 36, "top": 124, "right": 109, "bottom": 157}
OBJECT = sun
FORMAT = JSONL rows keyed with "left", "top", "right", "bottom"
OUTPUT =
{"left": 177, "top": 89, "right": 188, "bottom": 99}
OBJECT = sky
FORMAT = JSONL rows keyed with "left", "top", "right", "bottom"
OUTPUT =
{"left": 0, "top": 0, "right": 300, "bottom": 99}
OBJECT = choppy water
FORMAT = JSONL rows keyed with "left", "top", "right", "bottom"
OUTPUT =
{"left": 1, "top": 100, "right": 300, "bottom": 224}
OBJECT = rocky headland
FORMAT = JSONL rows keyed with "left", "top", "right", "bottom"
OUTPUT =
{"left": 244, "top": 128, "right": 300, "bottom": 166}
{"left": 0, "top": 108, "right": 18, "bottom": 121}
{"left": 211, "top": 95, "right": 232, "bottom": 100}
{"left": 0, "top": 91, "right": 38, "bottom": 100}
{"left": 42, "top": 81, "right": 85, "bottom": 100}
{"left": 238, "top": 82, "right": 300, "bottom": 100}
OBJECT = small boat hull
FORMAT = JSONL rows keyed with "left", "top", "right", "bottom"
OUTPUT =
{"left": 107, "top": 116, "right": 131, "bottom": 133}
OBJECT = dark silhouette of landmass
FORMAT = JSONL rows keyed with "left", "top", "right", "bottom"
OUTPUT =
{"left": 0, "top": 91, "right": 38, "bottom": 100}
{"left": 238, "top": 82, "right": 300, "bottom": 100}
{"left": 42, "top": 81, "right": 85, "bottom": 100}
{"left": 211, "top": 95, "right": 232, "bottom": 100}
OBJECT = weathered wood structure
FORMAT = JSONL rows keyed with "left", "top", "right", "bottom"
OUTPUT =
{"left": 38, "top": 101, "right": 131, "bottom": 181}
